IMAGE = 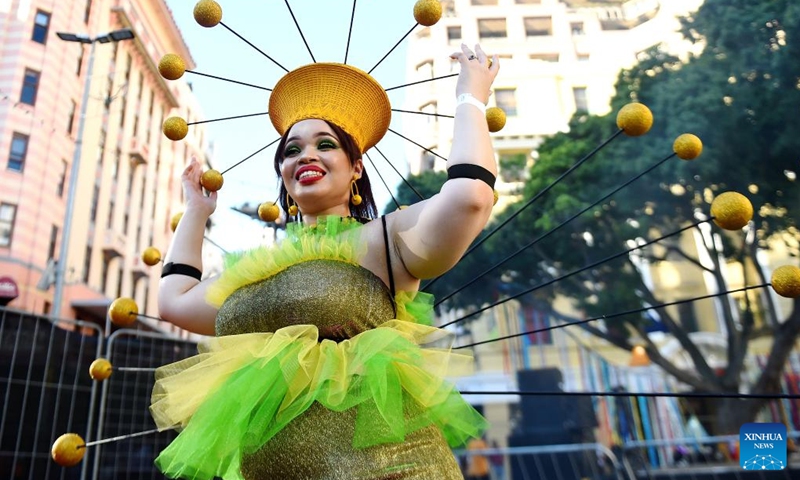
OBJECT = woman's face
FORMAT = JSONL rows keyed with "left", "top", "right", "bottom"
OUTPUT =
{"left": 280, "top": 119, "right": 362, "bottom": 216}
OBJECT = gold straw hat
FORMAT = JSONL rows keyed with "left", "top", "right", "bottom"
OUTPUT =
{"left": 269, "top": 63, "right": 391, "bottom": 153}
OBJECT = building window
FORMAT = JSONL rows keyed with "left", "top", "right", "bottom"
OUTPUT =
{"left": 571, "top": 22, "right": 585, "bottom": 35}
{"left": 57, "top": 159, "right": 68, "bottom": 196}
{"left": 499, "top": 152, "right": 528, "bottom": 183}
{"left": 420, "top": 149, "right": 436, "bottom": 172}
{"left": 8, "top": 133, "right": 29, "bottom": 172}
{"left": 447, "top": 26, "right": 461, "bottom": 43}
{"left": 48, "top": 225, "right": 59, "bottom": 259}
{"left": 415, "top": 59, "right": 434, "bottom": 79}
{"left": 524, "top": 17, "right": 552, "bottom": 36}
{"left": 478, "top": 18, "right": 507, "bottom": 39}
{"left": 0, "top": 203, "right": 17, "bottom": 247}
{"left": 577, "top": 53, "right": 590, "bottom": 62}
{"left": 471, "top": 0, "right": 498, "bottom": 4}
{"left": 67, "top": 100, "right": 77, "bottom": 134}
{"left": 573, "top": 87, "right": 588, "bottom": 112}
{"left": 83, "top": 0, "right": 92, "bottom": 24}
{"left": 83, "top": 246, "right": 92, "bottom": 283}
{"left": 32, "top": 10, "right": 51, "bottom": 44}
{"left": 90, "top": 182, "right": 99, "bottom": 224}
{"left": 420, "top": 101, "right": 438, "bottom": 125}
{"left": 530, "top": 53, "right": 559, "bottom": 62}
{"left": 76, "top": 48, "right": 84, "bottom": 76}
{"left": 20, "top": 69, "right": 41, "bottom": 105}
{"left": 495, "top": 88, "right": 517, "bottom": 116}
{"left": 516, "top": 0, "right": 541, "bottom": 3}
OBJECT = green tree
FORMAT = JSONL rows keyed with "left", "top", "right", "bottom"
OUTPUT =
{"left": 435, "top": 0, "right": 800, "bottom": 434}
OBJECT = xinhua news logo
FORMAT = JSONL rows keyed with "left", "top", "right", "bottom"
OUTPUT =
{"left": 739, "top": 423, "right": 787, "bottom": 470}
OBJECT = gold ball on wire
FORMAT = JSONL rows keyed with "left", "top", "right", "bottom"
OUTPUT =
{"left": 89, "top": 358, "right": 113, "bottom": 381}
{"left": 413, "top": 0, "right": 442, "bottom": 27}
{"left": 158, "top": 54, "right": 186, "bottom": 80}
{"left": 163, "top": 117, "right": 188, "bottom": 141}
{"left": 673, "top": 133, "right": 703, "bottom": 160}
{"left": 616, "top": 103, "right": 653, "bottom": 137}
{"left": 141, "top": 246, "right": 161, "bottom": 266}
{"left": 258, "top": 202, "right": 280, "bottom": 222}
{"left": 710, "top": 191, "right": 753, "bottom": 230}
{"left": 200, "top": 169, "right": 224, "bottom": 192}
{"left": 771, "top": 265, "right": 800, "bottom": 298}
{"left": 194, "top": 0, "right": 222, "bottom": 28}
{"left": 486, "top": 107, "right": 506, "bottom": 133}
{"left": 108, "top": 297, "right": 138, "bottom": 327}
{"left": 51, "top": 433, "right": 86, "bottom": 467}
{"left": 170, "top": 212, "right": 183, "bottom": 232}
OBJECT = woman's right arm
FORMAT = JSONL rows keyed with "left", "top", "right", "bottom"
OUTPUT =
{"left": 157, "top": 159, "right": 219, "bottom": 336}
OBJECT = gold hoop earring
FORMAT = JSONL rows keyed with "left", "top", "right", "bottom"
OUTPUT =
{"left": 350, "top": 175, "right": 362, "bottom": 206}
{"left": 287, "top": 192, "right": 299, "bottom": 216}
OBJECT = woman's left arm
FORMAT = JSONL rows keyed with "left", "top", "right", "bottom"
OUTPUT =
{"left": 389, "top": 44, "right": 500, "bottom": 279}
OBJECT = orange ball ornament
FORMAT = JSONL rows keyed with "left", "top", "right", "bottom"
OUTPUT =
{"left": 673, "top": 133, "right": 703, "bottom": 160}
{"left": 89, "top": 358, "right": 112, "bottom": 381}
{"left": 51, "top": 433, "right": 86, "bottom": 467}
{"left": 486, "top": 107, "right": 506, "bottom": 133}
{"left": 158, "top": 54, "right": 186, "bottom": 80}
{"left": 413, "top": 0, "right": 442, "bottom": 27}
{"left": 710, "top": 192, "right": 753, "bottom": 230}
{"left": 108, "top": 297, "right": 138, "bottom": 327}
{"left": 258, "top": 202, "right": 280, "bottom": 222}
{"left": 771, "top": 265, "right": 800, "bottom": 298}
{"left": 200, "top": 169, "right": 224, "bottom": 192}
{"left": 194, "top": 0, "right": 222, "bottom": 28}
{"left": 141, "top": 246, "right": 161, "bottom": 266}
{"left": 163, "top": 117, "right": 188, "bottom": 141}
{"left": 616, "top": 103, "right": 653, "bottom": 137}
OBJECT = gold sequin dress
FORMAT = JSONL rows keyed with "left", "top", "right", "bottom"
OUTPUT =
{"left": 150, "top": 217, "right": 487, "bottom": 480}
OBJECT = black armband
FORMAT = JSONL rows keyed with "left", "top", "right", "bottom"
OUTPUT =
{"left": 447, "top": 164, "right": 496, "bottom": 189}
{"left": 161, "top": 262, "right": 202, "bottom": 281}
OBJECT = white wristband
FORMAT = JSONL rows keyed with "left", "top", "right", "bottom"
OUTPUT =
{"left": 456, "top": 93, "right": 486, "bottom": 114}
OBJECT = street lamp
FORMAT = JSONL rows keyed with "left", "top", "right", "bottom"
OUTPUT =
{"left": 52, "top": 28, "right": 135, "bottom": 320}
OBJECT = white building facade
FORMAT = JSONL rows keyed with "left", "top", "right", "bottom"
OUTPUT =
{"left": 404, "top": 0, "right": 702, "bottom": 205}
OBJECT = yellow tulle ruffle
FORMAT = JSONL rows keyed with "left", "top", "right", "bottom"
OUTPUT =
{"left": 150, "top": 320, "right": 474, "bottom": 433}
{"left": 206, "top": 216, "right": 366, "bottom": 308}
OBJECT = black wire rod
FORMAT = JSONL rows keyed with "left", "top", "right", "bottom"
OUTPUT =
{"left": 460, "top": 390, "right": 800, "bottom": 400}
{"left": 423, "top": 128, "right": 624, "bottom": 292}
{"left": 185, "top": 70, "right": 272, "bottom": 91}
{"left": 457, "top": 284, "right": 769, "bottom": 349}
{"left": 373, "top": 146, "right": 425, "bottom": 202}
{"left": 219, "top": 22, "right": 289, "bottom": 73}
{"left": 385, "top": 73, "right": 459, "bottom": 92}
{"left": 365, "top": 152, "right": 400, "bottom": 210}
{"left": 343, "top": 0, "right": 357, "bottom": 64}
{"left": 283, "top": 0, "right": 316, "bottom": 63}
{"left": 187, "top": 111, "right": 269, "bottom": 126}
{"left": 392, "top": 108, "right": 454, "bottom": 119}
{"left": 440, "top": 218, "right": 711, "bottom": 328}
{"left": 220, "top": 138, "right": 281, "bottom": 175}
{"left": 435, "top": 152, "right": 675, "bottom": 307}
{"left": 369, "top": 23, "right": 418, "bottom": 75}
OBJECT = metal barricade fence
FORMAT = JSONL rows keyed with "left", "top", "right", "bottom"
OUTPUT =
{"left": 621, "top": 434, "right": 800, "bottom": 479}
{"left": 454, "top": 443, "right": 633, "bottom": 480}
{"left": 0, "top": 306, "right": 103, "bottom": 480}
{"left": 90, "top": 329, "right": 196, "bottom": 480}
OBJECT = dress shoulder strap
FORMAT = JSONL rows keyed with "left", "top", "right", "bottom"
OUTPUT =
{"left": 380, "top": 215, "right": 397, "bottom": 299}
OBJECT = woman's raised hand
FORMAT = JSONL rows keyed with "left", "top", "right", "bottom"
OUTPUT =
{"left": 181, "top": 158, "right": 217, "bottom": 218}
{"left": 450, "top": 43, "right": 500, "bottom": 104}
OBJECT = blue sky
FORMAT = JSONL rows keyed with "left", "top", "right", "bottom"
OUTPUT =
{"left": 165, "top": 0, "right": 423, "bottom": 250}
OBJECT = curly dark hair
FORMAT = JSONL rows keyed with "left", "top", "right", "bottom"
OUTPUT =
{"left": 273, "top": 120, "right": 378, "bottom": 220}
